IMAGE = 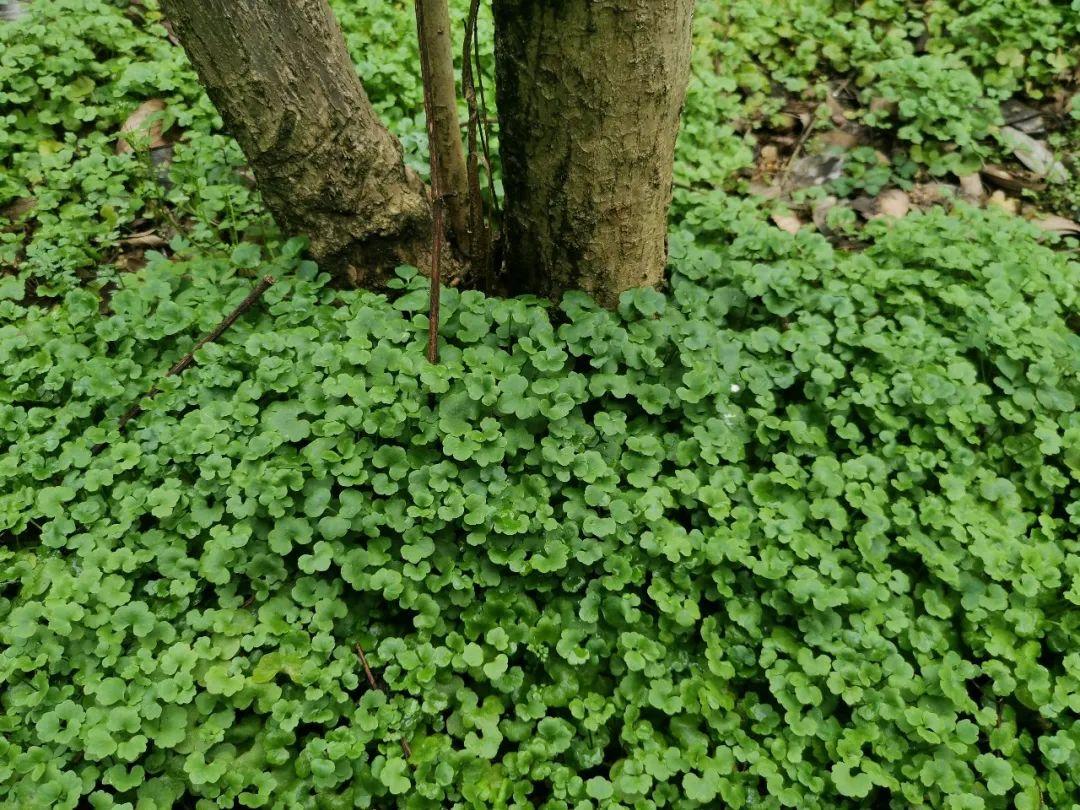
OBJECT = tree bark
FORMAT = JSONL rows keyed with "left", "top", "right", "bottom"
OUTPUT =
{"left": 160, "top": 0, "right": 433, "bottom": 287}
{"left": 415, "top": 0, "right": 472, "bottom": 257}
{"left": 492, "top": 0, "right": 695, "bottom": 307}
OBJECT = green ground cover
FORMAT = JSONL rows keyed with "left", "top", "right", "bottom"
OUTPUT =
{"left": 1, "top": 1, "right": 1079, "bottom": 807}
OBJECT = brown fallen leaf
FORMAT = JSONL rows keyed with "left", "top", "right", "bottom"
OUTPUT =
{"left": 868, "top": 97, "right": 897, "bottom": 116}
{"left": 1051, "top": 87, "right": 1075, "bottom": 117}
{"left": 788, "top": 153, "right": 846, "bottom": 189}
{"left": 160, "top": 18, "right": 182, "bottom": 46}
{"left": 771, "top": 211, "right": 802, "bottom": 234}
{"left": 117, "top": 99, "right": 168, "bottom": 154}
{"left": 987, "top": 190, "right": 1019, "bottom": 215}
{"left": 758, "top": 144, "right": 781, "bottom": 174}
{"left": 1001, "top": 126, "right": 1068, "bottom": 183}
{"left": 115, "top": 251, "right": 150, "bottom": 274}
{"left": 1001, "top": 99, "right": 1045, "bottom": 135}
{"left": 1030, "top": 214, "right": 1080, "bottom": 236}
{"left": 958, "top": 173, "right": 984, "bottom": 202}
{"left": 910, "top": 184, "right": 956, "bottom": 208}
{"left": 981, "top": 164, "right": 1045, "bottom": 193}
{"left": 824, "top": 90, "right": 849, "bottom": 127}
{"left": 817, "top": 129, "right": 860, "bottom": 150}
{"left": 873, "top": 189, "right": 910, "bottom": 220}
{"left": 120, "top": 232, "right": 168, "bottom": 248}
{"left": 811, "top": 195, "right": 839, "bottom": 231}
{"left": 1, "top": 196, "right": 36, "bottom": 220}
{"left": 851, "top": 195, "right": 877, "bottom": 219}
{"left": 747, "top": 181, "right": 783, "bottom": 200}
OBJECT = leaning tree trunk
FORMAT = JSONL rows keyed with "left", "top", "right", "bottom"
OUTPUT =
{"left": 493, "top": 0, "right": 695, "bottom": 307}
{"left": 160, "top": 0, "right": 433, "bottom": 287}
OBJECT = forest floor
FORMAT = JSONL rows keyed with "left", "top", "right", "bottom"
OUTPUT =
{"left": 1, "top": 0, "right": 1079, "bottom": 294}
{"left": 1, "top": 2, "right": 1079, "bottom": 809}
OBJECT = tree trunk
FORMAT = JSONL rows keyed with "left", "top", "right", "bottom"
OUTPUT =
{"left": 492, "top": 0, "right": 695, "bottom": 307}
{"left": 415, "top": 0, "right": 472, "bottom": 257}
{"left": 160, "top": 0, "right": 433, "bottom": 287}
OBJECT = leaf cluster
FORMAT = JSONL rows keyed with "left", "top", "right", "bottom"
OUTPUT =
{"left": 2, "top": 2, "right": 1080, "bottom": 808}
{"left": 1, "top": 199, "right": 1078, "bottom": 808}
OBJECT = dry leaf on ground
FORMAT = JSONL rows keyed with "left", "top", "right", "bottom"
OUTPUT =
{"left": 120, "top": 232, "right": 169, "bottom": 248}
{"left": 1001, "top": 126, "right": 1068, "bottom": 183}
{"left": 811, "top": 196, "right": 839, "bottom": 231}
{"left": 771, "top": 211, "right": 802, "bottom": 234}
{"left": 117, "top": 99, "right": 168, "bottom": 154}
{"left": 873, "top": 189, "right": 910, "bottom": 220}
{"left": 987, "top": 190, "right": 1019, "bottom": 215}
{"left": 958, "top": 173, "right": 984, "bottom": 202}
{"left": 817, "top": 130, "right": 860, "bottom": 150}
{"left": 1030, "top": 214, "right": 1080, "bottom": 236}
{"left": 788, "top": 154, "right": 845, "bottom": 189}
{"left": 1001, "top": 99, "right": 1045, "bottom": 135}
{"left": 981, "top": 164, "right": 1046, "bottom": 193}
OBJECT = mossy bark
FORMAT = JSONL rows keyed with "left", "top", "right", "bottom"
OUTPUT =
{"left": 492, "top": 0, "right": 695, "bottom": 307}
{"left": 160, "top": 0, "right": 433, "bottom": 286}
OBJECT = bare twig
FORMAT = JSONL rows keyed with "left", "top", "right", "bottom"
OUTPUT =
{"left": 779, "top": 80, "right": 850, "bottom": 191}
{"left": 355, "top": 643, "right": 413, "bottom": 759}
{"left": 119, "top": 274, "right": 275, "bottom": 428}
{"left": 415, "top": 0, "right": 443, "bottom": 363}
{"left": 93, "top": 275, "right": 274, "bottom": 452}
{"left": 472, "top": 8, "right": 499, "bottom": 223}
{"left": 356, "top": 643, "right": 379, "bottom": 690}
{"left": 461, "top": 0, "right": 493, "bottom": 292}
{"left": 412, "top": 0, "right": 471, "bottom": 250}
{"left": 778, "top": 117, "right": 817, "bottom": 191}
{"left": 427, "top": 204, "right": 444, "bottom": 365}
{"left": 459, "top": 116, "right": 498, "bottom": 129}
{"left": 159, "top": 18, "right": 181, "bottom": 46}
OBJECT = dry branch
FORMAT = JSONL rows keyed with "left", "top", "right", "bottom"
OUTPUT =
{"left": 415, "top": 0, "right": 444, "bottom": 363}
{"left": 355, "top": 643, "right": 414, "bottom": 759}
{"left": 93, "top": 275, "right": 274, "bottom": 452}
